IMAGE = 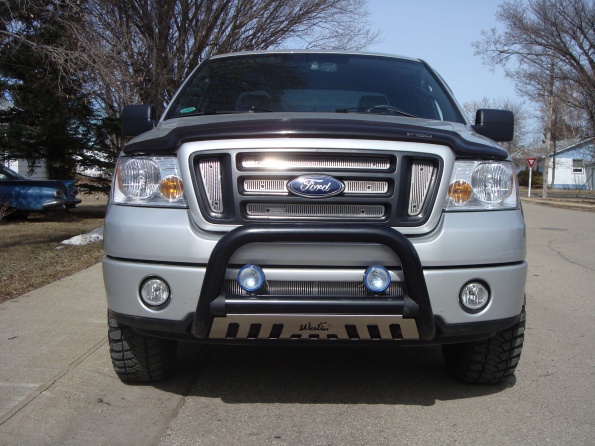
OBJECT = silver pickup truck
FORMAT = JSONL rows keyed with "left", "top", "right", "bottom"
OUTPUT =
{"left": 103, "top": 51, "right": 527, "bottom": 384}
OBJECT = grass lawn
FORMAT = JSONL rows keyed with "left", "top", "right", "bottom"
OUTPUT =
{"left": 0, "top": 195, "right": 106, "bottom": 303}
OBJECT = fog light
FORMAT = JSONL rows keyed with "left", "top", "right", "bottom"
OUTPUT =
{"left": 460, "top": 281, "right": 490, "bottom": 311}
{"left": 364, "top": 266, "right": 391, "bottom": 293}
{"left": 237, "top": 265, "right": 265, "bottom": 293}
{"left": 140, "top": 277, "right": 171, "bottom": 307}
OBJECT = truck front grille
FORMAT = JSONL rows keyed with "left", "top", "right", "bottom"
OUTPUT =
{"left": 192, "top": 150, "right": 440, "bottom": 226}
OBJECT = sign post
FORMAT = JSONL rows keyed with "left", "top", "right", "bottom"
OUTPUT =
{"left": 526, "top": 158, "right": 537, "bottom": 197}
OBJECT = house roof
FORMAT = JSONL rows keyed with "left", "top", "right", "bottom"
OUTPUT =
{"left": 548, "top": 137, "right": 594, "bottom": 159}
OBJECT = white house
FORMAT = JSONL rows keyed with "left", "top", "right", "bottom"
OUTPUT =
{"left": 4, "top": 158, "right": 49, "bottom": 179}
{"left": 546, "top": 138, "right": 594, "bottom": 190}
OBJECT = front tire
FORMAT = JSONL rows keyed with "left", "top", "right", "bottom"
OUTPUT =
{"left": 442, "top": 306, "right": 526, "bottom": 384}
{"left": 108, "top": 313, "right": 177, "bottom": 383}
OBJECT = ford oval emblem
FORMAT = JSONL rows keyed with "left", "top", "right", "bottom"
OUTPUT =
{"left": 287, "top": 175, "right": 345, "bottom": 198}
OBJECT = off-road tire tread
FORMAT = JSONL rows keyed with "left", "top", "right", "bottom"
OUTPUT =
{"left": 108, "top": 314, "right": 176, "bottom": 383}
{"left": 442, "top": 306, "right": 526, "bottom": 384}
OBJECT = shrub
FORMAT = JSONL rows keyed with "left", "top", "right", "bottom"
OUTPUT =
{"left": 517, "top": 169, "right": 543, "bottom": 187}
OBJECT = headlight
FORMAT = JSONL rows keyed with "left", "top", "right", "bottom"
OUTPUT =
{"left": 118, "top": 158, "right": 161, "bottom": 199}
{"left": 444, "top": 161, "right": 518, "bottom": 211}
{"left": 472, "top": 163, "right": 514, "bottom": 204}
{"left": 112, "top": 156, "right": 188, "bottom": 207}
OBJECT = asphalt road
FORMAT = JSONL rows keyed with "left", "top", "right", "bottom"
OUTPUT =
{"left": 0, "top": 202, "right": 593, "bottom": 445}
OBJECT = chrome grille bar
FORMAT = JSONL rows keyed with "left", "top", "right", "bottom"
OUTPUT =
{"left": 408, "top": 160, "right": 434, "bottom": 216}
{"left": 241, "top": 154, "right": 391, "bottom": 170}
{"left": 199, "top": 158, "right": 223, "bottom": 213}
{"left": 344, "top": 180, "right": 388, "bottom": 194}
{"left": 245, "top": 203, "right": 385, "bottom": 219}
{"left": 244, "top": 179, "right": 288, "bottom": 194}
{"left": 243, "top": 179, "right": 388, "bottom": 195}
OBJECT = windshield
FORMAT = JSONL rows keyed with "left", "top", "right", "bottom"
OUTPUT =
{"left": 166, "top": 53, "right": 464, "bottom": 123}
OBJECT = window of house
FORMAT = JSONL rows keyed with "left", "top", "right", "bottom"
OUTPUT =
{"left": 573, "top": 159, "right": 584, "bottom": 173}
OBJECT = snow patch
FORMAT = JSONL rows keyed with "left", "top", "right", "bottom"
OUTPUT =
{"left": 61, "top": 226, "right": 104, "bottom": 246}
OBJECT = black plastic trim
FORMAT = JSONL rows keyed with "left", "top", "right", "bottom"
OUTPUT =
{"left": 105, "top": 255, "right": 525, "bottom": 272}
{"left": 191, "top": 224, "right": 436, "bottom": 340}
{"left": 105, "top": 255, "right": 208, "bottom": 268}
{"left": 110, "top": 310, "right": 194, "bottom": 335}
{"left": 210, "top": 296, "right": 419, "bottom": 317}
{"left": 434, "top": 313, "right": 521, "bottom": 342}
{"left": 109, "top": 310, "right": 522, "bottom": 345}
{"left": 422, "top": 261, "right": 526, "bottom": 271}
{"left": 123, "top": 118, "right": 508, "bottom": 160}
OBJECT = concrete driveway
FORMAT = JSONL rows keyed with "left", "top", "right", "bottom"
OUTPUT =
{"left": 1, "top": 202, "right": 593, "bottom": 445}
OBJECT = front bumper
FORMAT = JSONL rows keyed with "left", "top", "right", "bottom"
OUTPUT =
{"left": 104, "top": 219, "right": 527, "bottom": 344}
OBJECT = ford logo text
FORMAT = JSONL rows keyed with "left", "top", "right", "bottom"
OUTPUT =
{"left": 287, "top": 175, "right": 345, "bottom": 198}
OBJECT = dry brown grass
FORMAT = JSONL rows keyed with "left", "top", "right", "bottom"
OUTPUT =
{"left": 0, "top": 196, "right": 106, "bottom": 304}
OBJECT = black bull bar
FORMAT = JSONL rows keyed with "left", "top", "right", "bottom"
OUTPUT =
{"left": 191, "top": 224, "right": 436, "bottom": 341}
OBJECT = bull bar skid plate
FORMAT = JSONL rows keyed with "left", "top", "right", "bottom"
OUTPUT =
{"left": 191, "top": 224, "right": 436, "bottom": 341}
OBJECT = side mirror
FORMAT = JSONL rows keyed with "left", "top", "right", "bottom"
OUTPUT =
{"left": 122, "top": 105, "right": 156, "bottom": 137}
{"left": 472, "top": 109, "right": 514, "bottom": 142}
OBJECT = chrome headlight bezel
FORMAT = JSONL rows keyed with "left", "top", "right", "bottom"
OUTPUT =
{"left": 444, "top": 160, "right": 519, "bottom": 211}
{"left": 112, "top": 156, "right": 188, "bottom": 208}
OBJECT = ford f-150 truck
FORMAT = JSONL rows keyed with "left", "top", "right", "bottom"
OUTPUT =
{"left": 103, "top": 51, "right": 526, "bottom": 384}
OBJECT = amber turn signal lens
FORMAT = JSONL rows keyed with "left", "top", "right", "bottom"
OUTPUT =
{"left": 159, "top": 175, "right": 184, "bottom": 201}
{"left": 448, "top": 180, "right": 472, "bottom": 204}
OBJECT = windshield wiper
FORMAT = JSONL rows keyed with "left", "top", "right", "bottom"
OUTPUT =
{"left": 335, "top": 105, "right": 420, "bottom": 119}
{"left": 225, "top": 105, "right": 274, "bottom": 113}
{"left": 177, "top": 106, "right": 273, "bottom": 118}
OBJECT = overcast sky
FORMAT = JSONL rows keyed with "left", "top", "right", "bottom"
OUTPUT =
{"left": 366, "top": 0, "right": 518, "bottom": 107}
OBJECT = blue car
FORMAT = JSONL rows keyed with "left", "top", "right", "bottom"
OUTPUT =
{"left": 0, "top": 163, "right": 82, "bottom": 218}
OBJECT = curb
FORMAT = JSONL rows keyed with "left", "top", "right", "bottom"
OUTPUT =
{"left": 521, "top": 197, "right": 595, "bottom": 212}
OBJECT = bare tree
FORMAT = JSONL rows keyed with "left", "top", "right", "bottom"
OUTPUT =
{"left": 0, "top": 1, "right": 85, "bottom": 85}
{"left": 2, "top": 0, "right": 380, "bottom": 115}
{"left": 473, "top": 0, "right": 595, "bottom": 138}
{"left": 1, "top": 0, "right": 380, "bottom": 188}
